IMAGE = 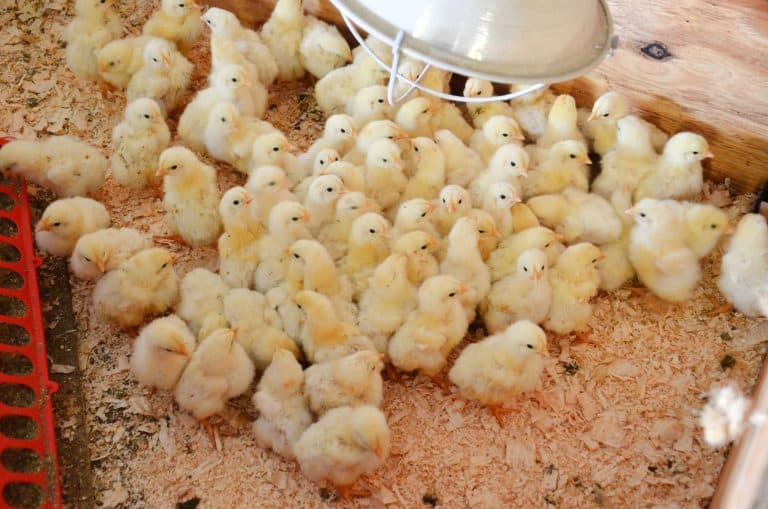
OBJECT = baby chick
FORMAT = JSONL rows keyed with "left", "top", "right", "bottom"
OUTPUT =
{"left": 508, "top": 84, "right": 555, "bottom": 140}
{"left": 466, "top": 209, "right": 502, "bottom": 260}
{"left": 482, "top": 181, "right": 522, "bottom": 238}
{"left": 394, "top": 97, "right": 435, "bottom": 138}
{"left": 628, "top": 199, "right": 700, "bottom": 302}
{"left": 35, "top": 197, "right": 110, "bottom": 256}
{"left": 299, "top": 15, "right": 352, "bottom": 79}
{"left": 635, "top": 132, "right": 713, "bottom": 201}
{"left": 544, "top": 243, "right": 603, "bottom": 335}
{"left": 342, "top": 212, "right": 391, "bottom": 298}
{"left": 142, "top": 0, "right": 202, "bottom": 53}
{"left": 97, "top": 35, "right": 156, "bottom": 88}
{"left": 318, "top": 191, "right": 379, "bottom": 261}
{"left": 718, "top": 214, "right": 768, "bottom": 316}
{"left": 434, "top": 129, "right": 484, "bottom": 188}
{"left": 65, "top": 0, "right": 122, "bottom": 81}
{"left": 440, "top": 217, "right": 490, "bottom": 320}
{"left": 260, "top": 0, "right": 305, "bottom": 80}
{"left": 249, "top": 132, "right": 302, "bottom": 182}
{"left": 127, "top": 38, "right": 193, "bottom": 115}
{"left": 469, "top": 115, "right": 525, "bottom": 163}
{"left": 217, "top": 186, "right": 261, "bottom": 288}
{"left": 469, "top": 143, "right": 529, "bottom": 206}
{"left": 254, "top": 201, "right": 311, "bottom": 292}
{"left": 527, "top": 187, "right": 623, "bottom": 245}
{"left": 364, "top": 139, "right": 407, "bottom": 211}
{"left": 482, "top": 249, "right": 551, "bottom": 333}
{"left": 0, "top": 136, "right": 107, "bottom": 197}
{"left": 348, "top": 85, "right": 393, "bottom": 126}
{"left": 401, "top": 137, "right": 446, "bottom": 202}
{"left": 430, "top": 101, "right": 474, "bottom": 143}
{"left": 596, "top": 188, "right": 636, "bottom": 292}
{"left": 293, "top": 290, "right": 375, "bottom": 363}
{"left": 93, "top": 248, "right": 179, "bottom": 328}
{"left": 130, "top": 314, "right": 195, "bottom": 390}
{"left": 391, "top": 231, "right": 441, "bottom": 286}
{"left": 224, "top": 288, "right": 299, "bottom": 369}
{"left": 70, "top": 227, "right": 151, "bottom": 280}
{"left": 388, "top": 275, "right": 470, "bottom": 376}
{"left": 252, "top": 349, "right": 312, "bottom": 459}
{"left": 204, "top": 102, "right": 277, "bottom": 171}
{"left": 391, "top": 198, "right": 440, "bottom": 238}
{"left": 288, "top": 239, "right": 355, "bottom": 320}
{"left": 111, "top": 98, "right": 171, "bottom": 189}
{"left": 488, "top": 226, "right": 565, "bottom": 282}
{"left": 433, "top": 185, "right": 473, "bottom": 237}
{"left": 294, "top": 405, "right": 390, "bottom": 495}
{"left": 304, "top": 174, "right": 347, "bottom": 234}
{"left": 245, "top": 165, "right": 297, "bottom": 226}
{"left": 536, "top": 94, "right": 584, "bottom": 148}
{"left": 449, "top": 320, "right": 548, "bottom": 417}
{"left": 586, "top": 91, "right": 630, "bottom": 156}
{"left": 174, "top": 328, "right": 255, "bottom": 420}
{"left": 683, "top": 203, "right": 731, "bottom": 258}
{"left": 158, "top": 147, "right": 222, "bottom": 246}
{"left": 304, "top": 350, "right": 384, "bottom": 416}
{"left": 298, "top": 114, "right": 357, "bottom": 174}
{"left": 524, "top": 140, "right": 590, "bottom": 197}
{"left": 344, "top": 119, "right": 405, "bottom": 165}
{"left": 463, "top": 78, "right": 515, "bottom": 128}
{"left": 177, "top": 268, "right": 228, "bottom": 341}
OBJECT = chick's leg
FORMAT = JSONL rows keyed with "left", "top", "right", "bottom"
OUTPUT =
{"left": 488, "top": 405, "right": 512, "bottom": 427}
{"left": 337, "top": 484, "right": 371, "bottom": 500}
{"left": 384, "top": 364, "right": 401, "bottom": 383}
{"left": 153, "top": 234, "right": 189, "bottom": 247}
{"left": 200, "top": 418, "right": 216, "bottom": 446}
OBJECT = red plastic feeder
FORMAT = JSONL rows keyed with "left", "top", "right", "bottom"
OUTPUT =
{"left": 0, "top": 137, "right": 62, "bottom": 509}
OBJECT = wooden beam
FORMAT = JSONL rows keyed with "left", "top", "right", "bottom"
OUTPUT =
{"left": 207, "top": 0, "right": 768, "bottom": 193}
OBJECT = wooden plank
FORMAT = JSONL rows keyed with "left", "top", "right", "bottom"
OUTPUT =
{"left": 207, "top": 0, "right": 768, "bottom": 192}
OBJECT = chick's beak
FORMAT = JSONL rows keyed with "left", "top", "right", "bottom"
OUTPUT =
{"left": 458, "top": 284, "right": 471, "bottom": 295}
{"left": 624, "top": 207, "right": 635, "bottom": 216}
{"left": 490, "top": 227, "right": 502, "bottom": 239}
{"left": 724, "top": 223, "right": 735, "bottom": 235}
{"left": 156, "top": 167, "right": 166, "bottom": 178}
{"left": 393, "top": 132, "right": 408, "bottom": 141}
{"left": 446, "top": 201, "right": 457, "bottom": 214}
{"left": 587, "top": 111, "right": 597, "bottom": 122}
{"left": 426, "top": 200, "right": 438, "bottom": 213}
{"left": 95, "top": 259, "right": 106, "bottom": 272}
{"left": 580, "top": 155, "right": 592, "bottom": 164}
{"left": 533, "top": 269, "right": 543, "bottom": 280}
{"left": 704, "top": 151, "right": 714, "bottom": 159}
{"left": 514, "top": 131, "right": 526, "bottom": 141}
{"left": 301, "top": 211, "right": 312, "bottom": 223}
{"left": 98, "top": 63, "right": 107, "bottom": 73}
{"left": 35, "top": 220, "right": 51, "bottom": 233}
{"left": 243, "top": 194, "right": 253, "bottom": 205}
{"left": 381, "top": 229, "right": 392, "bottom": 240}
{"left": 373, "top": 443, "right": 384, "bottom": 459}
{"left": 169, "top": 253, "right": 181, "bottom": 264}
{"left": 539, "top": 346, "right": 551, "bottom": 357}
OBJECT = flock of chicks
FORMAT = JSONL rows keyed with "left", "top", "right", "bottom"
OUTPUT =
{"left": 1, "top": 0, "right": 766, "bottom": 497}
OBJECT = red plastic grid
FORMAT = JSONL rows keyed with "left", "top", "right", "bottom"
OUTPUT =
{"left": 0, "top": 137, "right": 62, "bottom": 509}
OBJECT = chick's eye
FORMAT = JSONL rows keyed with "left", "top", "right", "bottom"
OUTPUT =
{"left": 220, "top": 117, "right": 226, "bottom": 122}
{"left": 326, "top": 187, "right": 333, "bottom": 192}
{"left": 382, "top": 158, "right": 388, "bottom": 163}
{"left": 420, "top": 211, "right": 427, "bottom": 217}
{"left": 478, "top": 229, "right": 485, "bottom": 234}
{"left": 502, "top": 132, "right": 509, "bottom": 137}
{"left": 421, "top": 244, "right": 427, "bottom": 250}
{"left": 161, "top": 263, "right": 168, "bottom": 268}
{"left": 143, "top": 114, "right": 150, "bottom": 119}
{"left": 458, "top": 199, "right": 462, "bottom": 204}
{"left": 109, "top": 61, "right": 115, "bottom": 66}
{"left": 523, "top": 266, "right": 528, "bottom": 272}
{"left": 692, "top": 151, "right": 699, "bottom": 155}
{"left": 293, "top": 253, "right": 300, "bottom": 259}
{"left": 319, "top": 160, "right": 325, "bottom": 165}
{"left": 83, "top": 256, "right": 91, "bottom": 262}
{"left": 377, "top": 99, "right": 384, "bottom": 103}
{"left": 53, "top": 222, "right": 61, "bottom": 227}
{"left": 233, "top": 200, "right": 240, "bottom": 205}
{"left": 291, "top": 217, "right": 299, "bottom": 221}
{"left": 710, "top": 223, "right": 717, "bottom": 229}
{"left": 350, "top": 205, "right": 358, "bottom": 210}
{"left": 639, "top": 212, "right": 646, "bottom": 218}
{"left": 591, "top": 258, "right": 597, "bottom": 263}
{"left": 231, "top": 77, "right": 237, "bottom": 82}
{"left": 369, "top": 228, "right": 376, "bottom": 234}
{"left": 500, "top": 195, "right": 506, "bottom": 200}
{"left": 421, "top": 109, "right": 428, "bottom": 114}
{"left": 273, "top": 147, "right": 279, "bottom": 152}
{"left": 179, "top": 2, "right": 185, "bottom": 6}
{"left": 602, "top": 113, "right": 609, "bottom": 118}
{"left": 569, "top": 154, "right": 576, "bottom": 159}
{"left": 340, "top": 128, "right": 346, "bottom": 133}
{"left": 171, "top": 165, "right": 178, "bottom": 170}
{"left": 414, "top": 146, "right": 419, "bottom": 152}
{"left": 448, "top": 292, "right": 456, "bottom": 297}
{"left": 526, "top": 344, "right": 533, "bottom": 349}
{"left": 510, "top": 161, "right": 516, "bottom": 167}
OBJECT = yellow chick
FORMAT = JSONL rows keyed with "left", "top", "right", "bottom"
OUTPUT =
{"left": 718, "top": 214, "right": 768, "bottom": 316}
{"left": 433, "top": 185, "right": 473, "bottom": 237}
{"left": 158, "top": 147, "right": 221, "bottom": 247}
{"left": 304, "top": 174, "right": 347, "bottom": 234}
{"left": 320, "top": 161, "right": 366, "bottom": 195}
{"left": 111, "top": 98, "right": 170, "bottom": 189}
{"left": 391, "top": 58, "right": 450, "bottom": 100}
{"left": 248, "top": 133, "right": 302, "bottom": 182}
{"left": 97, "top": 35, "right": 156, "bottom": 88}
{"left": 391, "top": 231, "right": 441, "bottom": 286}
{"left": 627, "top": 199, "right": 700, "bottom": 302}
{"left": 683, "top": 203, "right": 731, "bottom": 258}
{"left": 176, "top": 268, "right": 228, "bottom": 341}
{"left": 65, "top": 0, "right": 122, "bottom": 81}
{"left": 299, "top": 15, "right": 352, "bottom": 79}
{"left": 364, "top": 139, "right": 407, "bottom": 211}
{"left": 260, "top": 0, "right": 305, "bottom": 80}
{"left": 217, "top": 186, "right": 261, "bottom": 288}
{"left": 508, "top": 202, "right": 540, "bottom": 233}
{"left": 142, "top": 0, "right": 202, "bottom": 53}
{"left": 294, "top": 405, "right": 390, "bottom": 494}
{"left": 70, "top": 227, "right": 151, "bottom": 280}
{"left": 449, "top": 320, "right": 548, "bottom": 419}
{"left": 596, "top": 188, "right": 636, "bottom": 292}
{"left": 482, "top": 181, "right": 523, "bottom": 239}
{"left": 527, "top": 187, "right": 623, "bottom": 245}
{"left": 592, "top": 115, "right": 659, "bottom": 199}
{"left": 304, "top": 350, "right": 384, "bottom": 416}
{"left": 469, "top": 143, "right": 529, "bottom": 206}
{"left": 288, "top": 240, "right": 355, "bottom": 319}
{"left": 314, "top": 59, "right": 389, "bottom": 116}
{"left": 174, "top": 328, "right": 255, "bottom": 420}
{"left": 318, "top": 191, "right": 379, "bottom": 261}
{"left": 224, "top": 288, "right": 299, "bottom": 370}
{"left": 391, "top": 198, "right": 439, "bottom": 238}
{"left": 524, "top": 140, "right": 590, "bottom": 197}
{"left": 488, "top": 226, "right": 566, "bottom": 282}
{"left": 130, "top": 314, "right": 195, "bottom": 390}
{"left": 508, "top": 84, "right": 555, "bottom": 140}
{"left": 342, "top": 212, "right": 391, "bottom": 298}
{"left": 245, "top": 165, "right": 297, "bottom": 226}
{"left": 635, "top": 132, "right": 713, "bottom": 201}
{"left": 203, "top": 102, "right": 278, "bottom": 171}
{"left": 434, "top": 129, "right": 485, "bottom": 188}
{"left": 298, "top": 114, "right": 357, "bottom": 174}
{"left": 469, "top": 115, "right": 525, "bottom": 163}
{"left": 430, "top": 101, "right": 474, "bottom": 143}
{"left": 394, "top": 97, "right": 436, "bottom": 138}
{"left": 293, "top": 290, "right": 375, "bottom": 363}
{"left": 463, "top": 78, "right": 515, "bottom": 128}
{"left": 401, "top": 137, "right": 446, "bottom": 202}
{"left": 344, "top": 120, "right": 406, "bottom": 165}
{"left": 536, "top": 94, "right": 585, "bottom": 149}
{"left": 482, "top": 249, "right": 551, "bottom": 333}
{"left": 35, "top": 197, "right": 110, "bottom": 256}
{"left": 93, "top": 248, "right": 179, "bottom": 328}
{"left": 255, "top": 201, "right": 311, "bottom": 292}
{"left": 466, "top": 209, "right": 502, "bottom": 261}
{"left": 203, "top": 7, "right": 278, "bottom": 85}
{"left": 587, "top": 91, "right": 668, "bottom": 155}
{"left": 179, "top": 64, "right": 267, "bottom": 151}
{"left": 544, "top": 243, "right": 603, "bottom": 335}
{"left": 127, "top": 38, "right": 193, "bottom": 116}
{"left": 388, "top": 275, "right": 470, "bottom": 375}
{"left": 252, "top": 348, "right": 312, "bottom": 459}
{"left": 440, "top": 217, "right": 490, "bottom": 320}
{"left": 358, "top": 253, "right": 418, "bottom": 354}
{"left": 348, "top": 85, "right": 394, "bottom": 126}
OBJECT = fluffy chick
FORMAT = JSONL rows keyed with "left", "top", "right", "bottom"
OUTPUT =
{"left": 363, "top": 139, "right": 407, "bottom": 211}
{"left": 469, "top": 115, "right": 525, "bottom": 164}
{"left": 252, "top": 349, "right": 312, "bottom": 459}
{"left": 488, "top": 226, "right": 565, "bottom": 282}
{"left": 260, "top": 0, "right": 305, "bottom": 80}
{"left": 394, "top": 97, "right": 435, "bottom": 138}
{"left": 142, "top": 0, "right": 202, "bottom": 53}
{"left": 304, "top": 174, "right": 346, "bottom": 234}
{"left": 391, "top": 231, "right": 441, "bottom": 286}
{"left": 35, "top": 197, "right": 110, "bottom": 256}
{"left": 344, "top": 119, "right": 405, "bottom": 165}
{"left": 245, "top": 165, "right": 297, "bottom": 226}
{"left": 249, "top": 132, "right": 302, "bottom": 182}
{"left": 93, "top": 248, "right": 179, "bottom": 328}
{"left": 70, "top": 227, "right": 151, "bottom": 280}
{"left": 176, "top": 268, "right": 228, "bottom": 341}
{"left": 126, "top": 38, "right": 193, "bottom": 115}
{"left": 391, "top": 198, "right": 439, "bottom": 238}
{"left": 718, "top": 214, "right": 768, "bottom": 316}
{"left": 158, "top": 147, "right": 222, "bottom": 246}
{"left": 536, "top": 94, "right": 584, "bottom": 148}
{"left": 483, "top": 249, "right": 551, "bottom": 333}
{"left": 304, "top": 350, "right": 384, "bottom": 416}
{"left": 65, "top": 0, "right": 122, "bottom": 81}
{"left": 469, "top": 143, "right": 529, "bottom": 206}
{"left": 342, "top": 212, "right": 391, "bottom": 297}
{"left": 449, "top": 320, "right": 548, "bottom": 409}
{"left": 587, "top": 91, "right": 668, "bottom": 155}
{"left": 203, "top": 102, "right": 277, "bottom": 171}
{"left": 466, "top": 209, "right": 502, "bottom": 260}
{"left": 596, "top": 188, "right": 636, "bottom": 291}
{"left": 130, "top": 314, "right": 195, "bottom": 390}
{"left": 111, "top": 98, "right": 170, "bottom": 188}
{"left": 217, "top": 186, "right": 261, "bottom": 288}
{"left": 319, "top": 191, "right": 379, "bottom": 261}
{"left": 525, "top": 140, "right": 590, "bottom": 197}
{"left": 463, "top": 78, "right": 515, "bottom": 127}
{"left": 174, "top": 328, "right": 255, "bottom": 420}
{"left": 440, "top": 217, "right": 489, "bottom": 320}
{"left": 430, "top": 101, "right": 474, "bottom": 143}
{"left": 482, "top": 181, "right": 522, "bottom": 238}
{"left": 97, "top": 35, "right": 156, "bottom": 88}
{"left": 300, "top": 15, "right": 352, "bottom": 79}
{"left": 434, "top": 129, "right": 484, "bottom": 187}
{"left": 348, "top": 85, "right": 393, "bottom": 126}
{"left": 298, "top": 114, "right": 357, "bottom": 174}
{"left": 544, "top": 243, "right": 603, "bottom": 335}
{"left": 433, "top": 185, "right": 473, "bottom": 237}
{"left": 401, "top": 137, "right": 445, "bottom": 202}
{"left": 254, "top": 201, "right": 311, "bottom": 292}
{"left": 508, "top": 84, "right": 555, "bottom": 140}
{"left": 683, "top": 203, "right": 731, "bottom": 259}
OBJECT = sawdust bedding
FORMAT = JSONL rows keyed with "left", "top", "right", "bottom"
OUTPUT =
{"left": 1, "top": 1, "right": 765, "bottom": 508}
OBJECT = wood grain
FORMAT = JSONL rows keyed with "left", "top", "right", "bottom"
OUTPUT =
{"left": 207, "top": 0, "right": 768, "bottom": 192}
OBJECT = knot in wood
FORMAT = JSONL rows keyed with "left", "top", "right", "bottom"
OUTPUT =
{"left": 640, "top": 42, "right": 672, "bottom": 60}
